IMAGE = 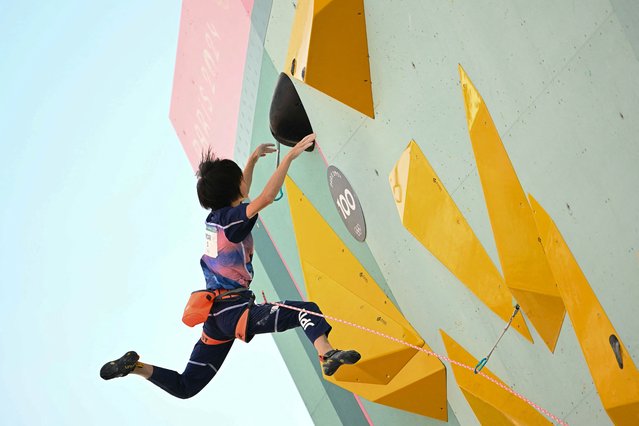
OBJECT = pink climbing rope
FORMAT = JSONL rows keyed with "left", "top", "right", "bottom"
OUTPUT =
{"left": 262, "top": 293, "right": 568, "bottom": 426}
{"left": 313, "top": 139, "right": 330, "bottom": 168}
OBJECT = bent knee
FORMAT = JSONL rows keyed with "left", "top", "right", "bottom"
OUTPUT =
{"left": 304, "top": 301, "right": 320, "bottom": 313}
{"left": 176, "top": 388, "right": 201, "bottom": 399}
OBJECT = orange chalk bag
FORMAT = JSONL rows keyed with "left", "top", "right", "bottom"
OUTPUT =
{"left": 182, "top": 290, "right": 216, "bottom": 327}
{"left": 181, "top": 288, "right": 256, "bottom": 345}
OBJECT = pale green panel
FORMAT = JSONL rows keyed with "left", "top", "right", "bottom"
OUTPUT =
{"left": 502, "top": 12, "right": 639, "bottom": 345}
{"left": 234, "top": 1, "right": 273, "bottom": 166}
{"left": 299, "top": 3, "right": 636, "bottom": 425}
{"left": 252, "top": 0, "right": 639, "bottom": 425}
{"left": 608, "top": 0, "right": 639, "bottom": 60}
{"left": 263, "top": 0, "right": 296, "bottom": 74}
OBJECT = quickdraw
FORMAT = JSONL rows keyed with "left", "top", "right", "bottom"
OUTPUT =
{"left": 474, "top": 304, "right": 521, "bottom": 374}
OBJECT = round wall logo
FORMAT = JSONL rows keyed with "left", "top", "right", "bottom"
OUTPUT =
{"left": 327, "top": 165, "right": 367, "bottom": 242}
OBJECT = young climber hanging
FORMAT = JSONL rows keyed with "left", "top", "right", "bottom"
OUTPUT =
{"left": 99, "top": 134, "right": 360, "bottom": 399}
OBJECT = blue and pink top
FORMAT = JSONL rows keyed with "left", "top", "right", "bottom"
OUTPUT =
{"left": 200, "top": 203, "right": 257, "bottom": 290}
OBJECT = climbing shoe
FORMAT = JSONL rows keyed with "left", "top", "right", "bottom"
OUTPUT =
{"left": 320, "top": 349, "right": 361, "bottom": 376}
{"left": 100, "top": 351, "right": 140, "bottom": 380}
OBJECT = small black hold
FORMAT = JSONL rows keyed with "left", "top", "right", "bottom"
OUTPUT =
{"left": 610, "top": 335, "right": 623, "bottom": 369}
{"left": 374, "top": 169, "right": 379, "bottom": 176}
{"left": 566, "top": 203, "right": 571, "bottom": 210}
{"left": 620, "top": 112, "right": 624, "bottom": 119}
{"left": 411, "top": 62, "right": 416, "bottom": 69}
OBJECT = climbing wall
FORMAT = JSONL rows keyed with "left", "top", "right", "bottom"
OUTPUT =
{"left": 171, "top": 0, "right": 639, "bottom": 424}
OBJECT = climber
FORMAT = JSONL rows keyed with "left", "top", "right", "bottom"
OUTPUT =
{"left": 100, "top": 133, "right": 360, "bottom": 399}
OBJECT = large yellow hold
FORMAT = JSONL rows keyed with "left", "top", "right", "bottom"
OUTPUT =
{"left": 529, "top": 195, "right": 639, "bottom": 425}
{"left": 389, "top": 140, "right": 532, "bottom": 342}
{"left": 459, "top": 64, "right": 566, "bottom": 352}
{"left": 284, "top": 0, "right": 374, "bottom": 117}
{"left": 285, "top": 176, "right": 447, "bottom": 420}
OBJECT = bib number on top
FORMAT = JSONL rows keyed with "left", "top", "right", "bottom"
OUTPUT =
{"left": 205, "top": 224, "right": 218, "bottom": 257}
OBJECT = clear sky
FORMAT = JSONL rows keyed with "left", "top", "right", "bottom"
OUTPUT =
{"left": 0, "top": 2, "right": 312, "bottom": 424}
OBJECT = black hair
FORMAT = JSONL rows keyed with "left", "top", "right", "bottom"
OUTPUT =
{"left": 196, "top": 149, "right": 243, "bottom": 210}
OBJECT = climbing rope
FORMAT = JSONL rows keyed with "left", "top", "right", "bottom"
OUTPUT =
{"left": 261, "top": 292, "right": 567, "bottom": 426}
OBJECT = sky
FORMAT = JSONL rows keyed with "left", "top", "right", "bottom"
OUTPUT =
{"left": 0, "top": 2, "right": 312, "bottom": 424}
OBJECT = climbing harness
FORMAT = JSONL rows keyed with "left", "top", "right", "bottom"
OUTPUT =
{"left": 261, "top": 292, "right": 566, "bottom": 426}
{"left": 182, "top": 288, "right": 255, "bottom": 344}
{"left": 474, "top": 304, "right": 521, "bottom": 374}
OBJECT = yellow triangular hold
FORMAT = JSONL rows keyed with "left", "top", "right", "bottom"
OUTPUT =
{"left": 440, "top": 330, "right": 553, "bottom": 425}
{"left": 329, "top": 349, "right": 448, "bottom": 420}
{"left": 462, "top": 391, "right": 520, "bottom": 426}
{"left": 285, "top": 177, "right": 416, "bottom": 329}
{"left": 302, "top": 261, "right": 420, "bottom": 384}
{"left": 529, "top": 195, "right": 639, "bottom": 425}
{"left": 372, "top": 351, "right": 448, "bottom": 421}
{"left": 284, "top": 0, "right": 374, "bottom": 117}
{"left": 458, "top": 64, "right": 565, "bottom": 352}
{"left": 285, "top": 176, "right": 447, "bottom": 419}
{"left": 389, "top": 140, "right": 532, "bottom": 342}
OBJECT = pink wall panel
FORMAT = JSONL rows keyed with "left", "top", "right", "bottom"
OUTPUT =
{"left": 170, "top": 0, "right": 252, "bottom": 170}
{"left": 240, "top": 0, "right": 254, "bottom": 15}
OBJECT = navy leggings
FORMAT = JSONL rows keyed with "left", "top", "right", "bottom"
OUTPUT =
{"left": 148, "top": 298, "right": 332, "bottom": 399}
